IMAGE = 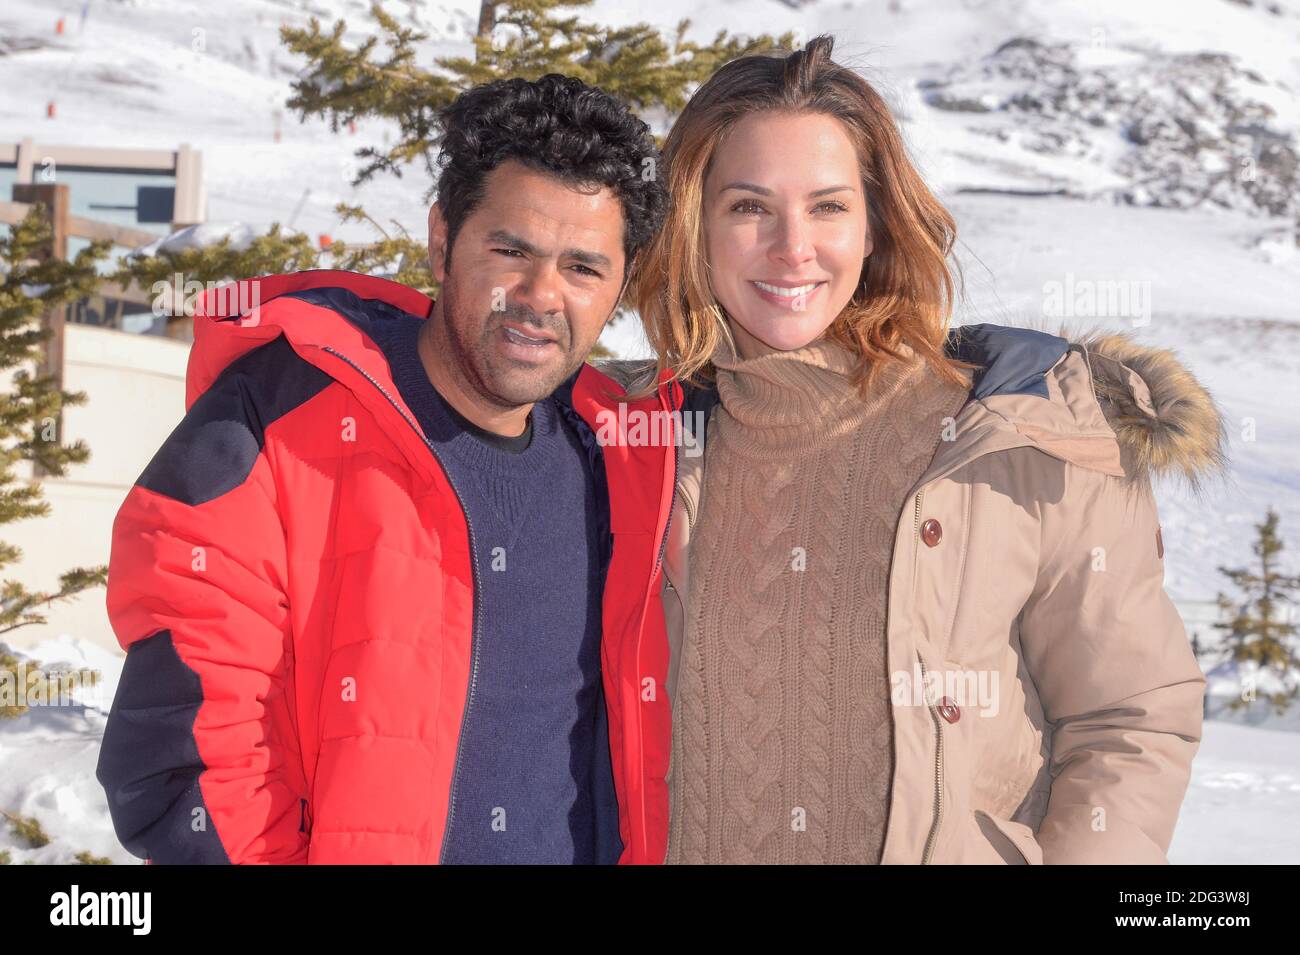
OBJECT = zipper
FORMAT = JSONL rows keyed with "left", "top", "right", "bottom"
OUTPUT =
{"left": 319, "top": 346, "right": 484, "bottom": 864}
{"left": 908, "top": 487, "right": 926, "bottom": 595}
{"left": 912, "top": 487, "right": 925, "bottom": 548}
{"left": 918, "top": 650, "right": 945, "bottom": 864}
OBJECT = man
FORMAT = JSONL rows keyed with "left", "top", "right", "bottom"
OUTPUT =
{"left": 95, "top": 73, "right": 677, "bottom": 864}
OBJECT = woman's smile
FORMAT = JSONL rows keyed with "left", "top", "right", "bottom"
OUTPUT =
{"left": 750, "top": 279, "right": 827, "bottom": 308}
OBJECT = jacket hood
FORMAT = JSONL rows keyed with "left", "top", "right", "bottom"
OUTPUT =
{"left": 183, "top": 270, "right": 455, "bottom": 484}
{"left": 940, "top": 323, "right": 1228, "bottom": 488}
{"left": 186, "top": 270, "right": 434, "bottom": 409}
{"left": 1071, "top": 329, "right": 1228, "bottom": 488}
{"left": 598, "top": 322, "right": 1228, "bottom": 487}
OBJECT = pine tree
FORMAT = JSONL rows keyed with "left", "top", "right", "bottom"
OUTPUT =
{"left": 0, "top": 809, "right": 50, "bottom": 848}
{"left": 112, "top": 224, "right": 322, "bottom": 330}
{"left": 115, "top": 1, "right": 792, "bottom": 340}
{"left": 1215, "top": 508, "right": 1300, "bottom": 714}
{"left": 282, "top": 1, "right": 793, "bottom": 194}
{"left": 0, "top": 208, "right": 117, "bottom": 863}
{"left": 0, "top": 206, "right": 110, "bottom": 647}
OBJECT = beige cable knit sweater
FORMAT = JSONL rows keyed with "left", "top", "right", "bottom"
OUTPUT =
{"left": 665, "top": 330, "right": 970, "bottom": 864}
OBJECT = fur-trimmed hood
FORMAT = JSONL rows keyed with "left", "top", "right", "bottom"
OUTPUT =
{"left": 1074, "top": 330, "right": 1227, "bottom": 487}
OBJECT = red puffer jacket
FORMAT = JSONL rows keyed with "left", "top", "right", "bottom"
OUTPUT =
{"left": 95, "top": 270, "right": 679, "bottom": 864}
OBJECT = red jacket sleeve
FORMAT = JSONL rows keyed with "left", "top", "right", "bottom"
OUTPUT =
{"left": 96, "top": 340, "right": 315, "bottom": 864}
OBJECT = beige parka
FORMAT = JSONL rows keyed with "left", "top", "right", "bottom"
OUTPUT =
{"left": 607, "top": 326, "right": 1224, "bottom": 864}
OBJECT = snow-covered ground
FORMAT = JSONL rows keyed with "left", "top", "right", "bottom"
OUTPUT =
{"left": 1, "top": 0, "right": 1297, "bottom": 861}
{"left": 0, "top": 638, "right": 129, "bottom": 865}
{"left": 1170, "top": 720, "right": 1300, "bottom": 864}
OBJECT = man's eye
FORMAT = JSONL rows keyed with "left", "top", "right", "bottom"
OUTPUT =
{"left": 492, "top": 248, "right": 524, "bottom": 257}
{"left": 571, "top": 264, "right": 600, "bottom": 277}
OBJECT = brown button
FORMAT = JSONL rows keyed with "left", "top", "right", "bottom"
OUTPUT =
{"left": 938, "top": 697, "right": 960, "bottom": 723}
{"left": 921, "top": 518, "right": 943, "bottom": 547}
{"left": 1156, "top": 526, "right": 1164, "bottom": 559}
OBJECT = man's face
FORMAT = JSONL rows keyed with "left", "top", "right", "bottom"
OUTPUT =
{"left": 426, "top": 160, "right": 628, "bottom": 408}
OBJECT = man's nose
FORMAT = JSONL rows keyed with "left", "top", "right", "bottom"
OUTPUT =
{"left": 513, "top": 260, "right": 563, "bottom": 318}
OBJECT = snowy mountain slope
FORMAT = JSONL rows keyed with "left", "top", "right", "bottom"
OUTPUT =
{"left": 919, "top": 38, "right": 1298, "bottom": 216}
{"left": 4, "top": 0, "right": 1298, "bottom": 243}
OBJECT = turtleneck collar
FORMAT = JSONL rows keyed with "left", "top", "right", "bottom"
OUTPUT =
{"left": 709, "top": 326, "right": 942, "bottom": 456}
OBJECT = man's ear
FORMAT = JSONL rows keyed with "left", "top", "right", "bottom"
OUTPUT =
{"left": 427, "top": 202, "right": 450, "bottom": 283}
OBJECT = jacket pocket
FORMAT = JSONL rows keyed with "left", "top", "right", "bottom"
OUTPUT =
{"left": 971, "top": 809, "right": 1043, "bottom": 865}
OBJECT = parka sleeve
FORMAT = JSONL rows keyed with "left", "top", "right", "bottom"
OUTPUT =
{"left": 95, "top": 355, "right": 310, "bottom": 864}
{"left": 1017, "top": 464, "right": 1205, "bottom": 864}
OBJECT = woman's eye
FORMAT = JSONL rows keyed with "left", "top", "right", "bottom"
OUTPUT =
{"left": 730, "top": 200, "right": 848, "bottom": 215}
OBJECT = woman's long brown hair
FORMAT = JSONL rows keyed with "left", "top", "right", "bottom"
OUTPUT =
{"left": 629, "top": 33, "right": 972, "bottom": 395}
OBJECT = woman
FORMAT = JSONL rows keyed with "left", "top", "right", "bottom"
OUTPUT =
{"left": 621, "top": 35, "right": 1224, "bottom": 864}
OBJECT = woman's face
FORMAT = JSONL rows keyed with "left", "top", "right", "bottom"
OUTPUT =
{"left": 702, "top": 111, "right": 872, "bottom": 358}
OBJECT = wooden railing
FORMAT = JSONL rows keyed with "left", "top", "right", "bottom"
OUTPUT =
{"left": 0, "top": 193, "right": 159, "bottom": 307}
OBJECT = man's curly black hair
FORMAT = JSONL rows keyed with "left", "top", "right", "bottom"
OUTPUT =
{"left": 434, "top": 74, "right": 667, "bottom": 278}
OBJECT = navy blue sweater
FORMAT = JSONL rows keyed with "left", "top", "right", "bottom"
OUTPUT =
{"left": 368, "top": 313, "right": 621, "bottom": 864}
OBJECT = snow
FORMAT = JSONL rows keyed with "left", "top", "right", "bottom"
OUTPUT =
{"left": 1, "top": 0, "right": 1297, "bottom": 862}
{"left": 1205, "top": 659, "right": 1300, "bottom": 732}
{"left": 131, "top": 221, "right": 257, "bottom": 256}
{"left": 1170, "top": 721, "right": 1300, "bottom": 864}
{"left": 0, "top": 638, "right": 133, "bottom": 865}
